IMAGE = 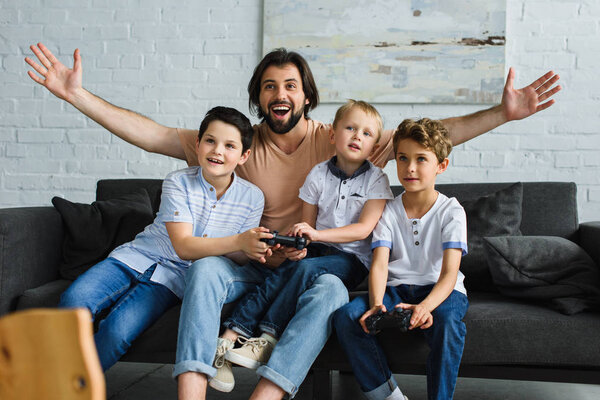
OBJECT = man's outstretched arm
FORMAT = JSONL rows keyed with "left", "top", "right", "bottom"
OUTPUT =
{"left": 25, "top": 42, "right": 187, "bottom": 160}
{"left": 442, "top": 67, "right": 562, "bottom": 146}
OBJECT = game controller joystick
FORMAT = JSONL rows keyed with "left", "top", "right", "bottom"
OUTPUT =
{"left": 365, "top": 309, "right": 413, "bottom": 334}
{"left": 260, "top": 231, "right": 307, "bottom": 250}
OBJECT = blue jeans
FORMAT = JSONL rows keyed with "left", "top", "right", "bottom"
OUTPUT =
{"left": 224, "top": 245, "right": 367, "bottom": 338}
{"left": 173, "top": 256, "right": 271, "bottom": 379}
{"left": 172, "top": 255, "right": 350, "bottom": 398}
{"left": 58, "top": 257, "right": 179, "bottom": 371}
{"left": 333, "top": 285, "right": 469, "bottom": 400}
{"left": 256, "top": 274, "right": 349, "bottom": 397}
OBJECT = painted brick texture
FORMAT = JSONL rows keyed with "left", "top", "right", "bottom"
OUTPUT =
{"left": 1, "top": 0, "right": 599, "bottom": 221}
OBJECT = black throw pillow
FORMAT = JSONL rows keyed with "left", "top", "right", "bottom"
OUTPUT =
{"left": 484, "top": 235, "right": 600, "bottom": 315}
{"left": 52, "top": 189, "right": 154, "bottom": 280}
{"left": 460, "top": 182, "right": 523, "bottom": 291}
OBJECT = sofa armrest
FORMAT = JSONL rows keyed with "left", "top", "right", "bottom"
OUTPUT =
{"left": 579, "top": 221, "right": 600, "bottom": 269}
{"left": 0, "top": 207, "right": 64, "bottom": 315}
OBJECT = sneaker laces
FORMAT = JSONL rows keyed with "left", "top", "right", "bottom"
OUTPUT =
{"left": 214, "top": 341, "right": 230, "bottom": 368}
{"left": 237, "top": 336, "right": 270, "bottom": 354}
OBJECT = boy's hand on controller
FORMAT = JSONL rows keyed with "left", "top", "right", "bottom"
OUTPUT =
{"left": 238, "top": 227, "right": 273, "bottom": 263}
{"left": 359, "top": 304, "right": 387, "bottom": 334}
{"left": 283, "top": 246, "right": 307, "bottom": 261}
{"left": 396, "top": 303, "right": 433, "bottom": 330}
{"left": 291, "top": 222, "right": 319, "bottom": 241}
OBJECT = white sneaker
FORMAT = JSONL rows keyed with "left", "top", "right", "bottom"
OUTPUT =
{"left": 208, "top": 337, "right": 235, "bottom": 392}
{"left": 225, "top": 333, "right": 277, "bottom": 370}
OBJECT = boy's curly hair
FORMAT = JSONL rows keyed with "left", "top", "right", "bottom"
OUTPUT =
{"left": 393, "top": 118, "right": 452, "bottom": 163}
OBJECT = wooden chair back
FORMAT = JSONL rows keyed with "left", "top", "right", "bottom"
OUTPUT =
{"left": 0, "top": 308, "right": 105, "bottom": 400}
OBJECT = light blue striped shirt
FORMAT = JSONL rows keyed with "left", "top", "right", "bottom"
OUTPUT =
{"left": 109, "top": 166, "right": 264, "bottom": 298}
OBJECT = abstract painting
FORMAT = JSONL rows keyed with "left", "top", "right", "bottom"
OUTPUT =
{"left": 263, "top": 0, "right": 506, "bottom": 104}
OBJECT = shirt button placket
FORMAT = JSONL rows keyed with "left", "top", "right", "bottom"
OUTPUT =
{"left": 413, "top": 220, "right": 421, "bottom": 246}
{"left": 337, "top": 180, "right": 349, "bottom": 213}
{"left": 205, "top": 186, "right": 216, "bottom": 241}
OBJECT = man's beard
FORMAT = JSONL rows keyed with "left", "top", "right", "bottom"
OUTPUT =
{"left": 262, "top": 105, "right": 305, "bottom": 135}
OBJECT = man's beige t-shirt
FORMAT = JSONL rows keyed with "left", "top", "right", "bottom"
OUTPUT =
{"left": 178, "top": 119, "right": 394, "bottom": 235}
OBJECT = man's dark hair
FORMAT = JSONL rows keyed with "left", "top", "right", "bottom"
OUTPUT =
{"left": 247, "top": 48, "right": 319, "bottom": 120}
{"left": 198, "top": 107, "right": 254, "bottom": 152}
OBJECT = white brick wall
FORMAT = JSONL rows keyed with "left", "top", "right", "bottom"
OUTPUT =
{"left": 1, "top": 0, "right": 599, "bottom": 222}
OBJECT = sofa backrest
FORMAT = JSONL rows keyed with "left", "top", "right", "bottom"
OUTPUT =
{"left": 97, "top": 179, "right": 163, "bottom": 214}
{"left": 436, "top": 182, "right": 578, "bottom": 240}
{"left": 97, "top": 180, "right": 579, "bottom": 241}
{"left": 450, "top": 182, "right": 579, "bottom": 240}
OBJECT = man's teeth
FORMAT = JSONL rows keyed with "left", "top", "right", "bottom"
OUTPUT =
{"left": 273, "top": 106, "right": 290, "bottom": 111}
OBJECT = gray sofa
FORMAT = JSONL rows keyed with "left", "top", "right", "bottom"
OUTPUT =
{"left": 1, "top": 179, "right": 599, "bottom": 399}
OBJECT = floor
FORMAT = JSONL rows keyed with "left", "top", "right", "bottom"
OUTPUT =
{"left": 105, "top": 362, "right": 600, "bottom": 400}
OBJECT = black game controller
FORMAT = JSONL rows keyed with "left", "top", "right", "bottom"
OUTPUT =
{"left": 261, "top": 231, "right": 307, "bottom": 250}
{"left": 365, "top": 309, "right": 413, "bottom": 334}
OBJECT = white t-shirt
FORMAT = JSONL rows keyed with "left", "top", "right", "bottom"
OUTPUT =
{"left": 299, "top": 157, "right": 394, "bottom": 267}
{"left": 371, "top": 192, "right": 468, "bottom": 295}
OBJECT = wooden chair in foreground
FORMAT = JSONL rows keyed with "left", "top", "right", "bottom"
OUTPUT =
{"left": 0, "top": 308, "right": 105, "bottom": 400}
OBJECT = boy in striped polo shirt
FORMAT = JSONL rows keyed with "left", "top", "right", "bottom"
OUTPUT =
{"left": 59, "top": 107, "right": 270, "bottom": 371}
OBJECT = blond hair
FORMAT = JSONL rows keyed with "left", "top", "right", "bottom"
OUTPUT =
{"left": 332, "top": 99, "right": 384, "bottom": 142}
{"left": 393, "top": 118, "right": 452, "bottom": 163}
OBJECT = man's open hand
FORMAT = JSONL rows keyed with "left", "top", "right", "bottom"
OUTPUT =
{"left": 502, "top": 67, "right": 561, "bottom": 121}
{"left": 25, "top": 43, "right": 82, "bottom": 102}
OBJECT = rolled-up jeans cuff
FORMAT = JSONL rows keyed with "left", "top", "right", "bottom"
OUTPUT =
{"left": 223, "top": 320, "right": 253, "bottom": 338}
{"left": 364, "top": 377, "right": 398, "bottom": 400}
{"left": 172, "top": 360, "right": 215, "bottom": 380}
{"left": 256, "top": 365, "right": 298, "bottom": 398}
{"left": 258, "top": 322, "right": 280, "bottom": 338}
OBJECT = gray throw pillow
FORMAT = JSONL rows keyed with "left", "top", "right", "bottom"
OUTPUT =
{"left": 460, "top": 182, "right": 523, "bottom": 291}
{"left": 484, "top": 235, "right": 600, "bottom": 315}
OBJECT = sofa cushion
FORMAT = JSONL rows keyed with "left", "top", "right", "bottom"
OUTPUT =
{"left": 16, "top": 280, "right": 71, "bottom": 311}
{"left": 319, "top": 292, "right": 600, "bottom": 371}
{"left": 461, "top": 292, "right": 600, "bottom": 367}
{"left": 52, "top": 189, "right": 154, "bottom": 280}
{"left": 459, "top": 182, "right": 523, "bottom": 292}
{"left": 484, "top": 235, "right": 600, "bottom": 314}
